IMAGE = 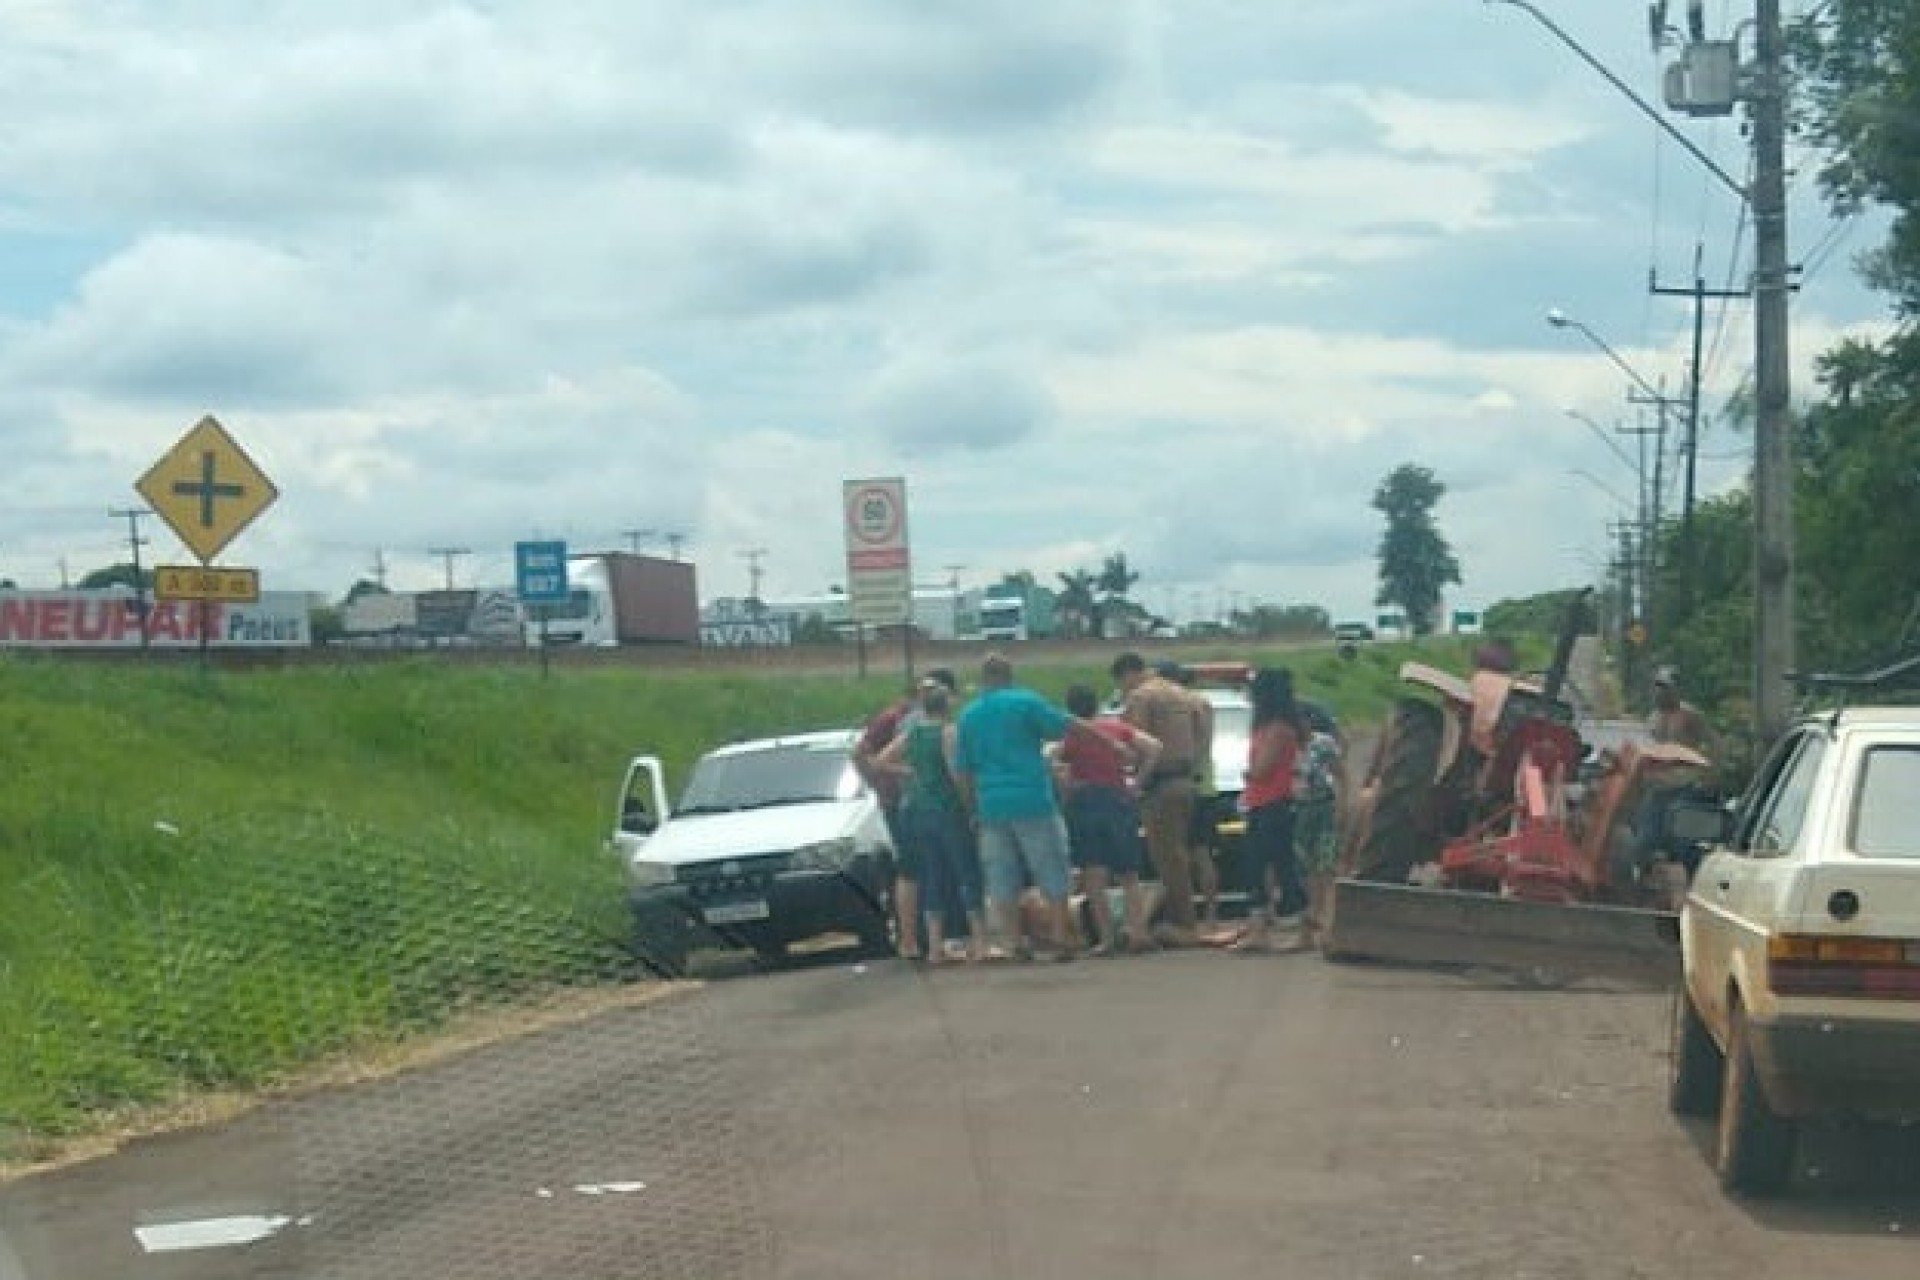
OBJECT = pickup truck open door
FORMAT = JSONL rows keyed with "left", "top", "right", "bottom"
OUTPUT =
{"left": 612, "top": 755, "right": 669, "bottom": 864}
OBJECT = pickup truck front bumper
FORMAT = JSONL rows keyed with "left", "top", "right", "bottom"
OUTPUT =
{"left": 631, "top": 863, "right": 888, "bottom": 955}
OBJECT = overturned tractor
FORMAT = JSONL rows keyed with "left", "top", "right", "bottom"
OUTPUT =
{"left": 1326, "top": 593, "right": 1712, "bottom": 986}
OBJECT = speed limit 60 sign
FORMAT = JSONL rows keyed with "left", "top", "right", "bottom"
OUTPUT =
{"left": 843, "top": 476, "right": 911, "bottom": 626}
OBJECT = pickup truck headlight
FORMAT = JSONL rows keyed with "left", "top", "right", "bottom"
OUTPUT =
{"left": 628, "top": 858, "right": 677, "bottom": 889}
{"left": 789, "top": 837, "right": 856, "bottom": 871}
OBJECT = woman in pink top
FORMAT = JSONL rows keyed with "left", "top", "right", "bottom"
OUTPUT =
{"left": 1232, "top": 667, "right": 1310, "bottom": 951}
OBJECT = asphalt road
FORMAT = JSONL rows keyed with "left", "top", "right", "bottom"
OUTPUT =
{"left": 4, "top": 947, "right": 1917, "bottom": 1280}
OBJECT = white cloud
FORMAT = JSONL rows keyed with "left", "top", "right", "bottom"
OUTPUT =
{"left": 0, "top": 0, "right": 1895, "bottom": 630}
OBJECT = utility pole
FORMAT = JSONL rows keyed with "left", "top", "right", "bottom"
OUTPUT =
{"left": 1614, "top": 519, "right": 1641, "bottom": 708}
{"left": 370, "top": 548, "right": 389, "bottom": 590}
{"left": 942, "top": 563, "right": 966, "bottom": 591}
{"left": 428, "top": 547, "right": 471, "bottom": 590}
{"left": 1616, "top": 418, "right": 1661, "bottom": 643}
{"left": 108, "top": 507, "right": 153, "bottom": 651}
{"left": 1651, "top": 245, "right": 1747, "bottom": 614}
{"left": 1621, "top": 394, "right": 1676, "bottom": 641}
{"left": 621, "top": 528, "right": 656, "bottom": 555}
{"left": 1750, "top": 0, "right": 1794, "bottom": 740}
{"left": 1498, "top": 0, "right": 1796, "bottom": 741}
{"left": 739, "top": 547, "right": 768, "bottom": 604}
{"left": 665, "top": 533, "right": 686, "bottom": 561}
{"left": 1625, "top": 383, "right": 1677, "bottom": 539}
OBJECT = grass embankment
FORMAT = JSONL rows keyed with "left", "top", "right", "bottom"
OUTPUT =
{"left": 0, "top": 639, "right": 1469, "bottom": 1163}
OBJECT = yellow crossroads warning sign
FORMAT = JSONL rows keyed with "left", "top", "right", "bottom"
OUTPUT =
{"left": 135, "top": 416, "right": 278, "bottom": 564}
{"left": 153, "top": 565, "right": 261, "bottom": 603}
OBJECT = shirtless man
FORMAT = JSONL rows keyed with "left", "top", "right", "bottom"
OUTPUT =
{"left": 1648, "top": 666, "right": 1714, "bottom": 752}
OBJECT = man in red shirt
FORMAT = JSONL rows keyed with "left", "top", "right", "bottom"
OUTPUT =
{"left": 1055, "top": 684, "right": 1163, "bottom": 954}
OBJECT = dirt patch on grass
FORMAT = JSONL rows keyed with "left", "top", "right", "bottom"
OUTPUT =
{"left": 0, "top": 979, "right": 696, "bottom": 1185}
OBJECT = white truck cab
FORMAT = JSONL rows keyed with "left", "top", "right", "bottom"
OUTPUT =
{"left": 612, "top": 730, "right": 896, "bottom": 975}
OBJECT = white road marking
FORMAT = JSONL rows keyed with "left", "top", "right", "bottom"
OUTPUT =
{"left": 572, "top": 1182, "right": 646, "bottom": 1196}
{"left": 133, "top": 1214, "right": 309, "bottom": 1254}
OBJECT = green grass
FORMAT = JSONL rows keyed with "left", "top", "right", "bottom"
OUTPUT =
{"left": 0, "top": 639, "right": 1472, "bottom": 1158}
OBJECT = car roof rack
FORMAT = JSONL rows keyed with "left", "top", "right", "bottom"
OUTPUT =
{"left": 1787, "top": 652, "right": 1920, "bottom": 715}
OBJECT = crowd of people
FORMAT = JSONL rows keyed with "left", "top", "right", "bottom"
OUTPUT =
{"left": 852, "top": 651, "right": 1332, "bottom": 964}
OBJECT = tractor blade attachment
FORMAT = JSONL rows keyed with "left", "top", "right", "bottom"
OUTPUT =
{"left": 1322, "top": 878, "right": 1681, "bottom": 988}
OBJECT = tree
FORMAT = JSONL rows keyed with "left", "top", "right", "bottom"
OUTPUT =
{"left": 1231, "top": 603, "right": 1330, "bottom": 639}
{"left": 1371, "top": 464, "right": 1461, "bottom": 636}
{"left": 309, "top": 605, "right": 346, "bottom": 646}
{"left": 1484, "top": 588, "right": 1591, "bottom": 638}
{"left": 1793, "top": 1, "right": 1920, "bottom": 312}
{"left": 78, "top": 563, "right": 152, "bottom": 590}
{"left": 794, "top": 612, "right": 842, "bottom": 645}
{"left": 1096, "top": 553, "right": 1139, "bottom": 605}
{"left": 1055, "top": 569, "right": 1098, "bottom": 638}
{"left": 343, "top": 578, "right": 390, "bottom": 605}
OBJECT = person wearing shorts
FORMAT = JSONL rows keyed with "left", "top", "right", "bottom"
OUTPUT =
{"left": 1056, "top": 684, "right": 1162, "bottom": 954}
{"left": 954, "top": 654, "right": 1120, "bottom": 961}
{"left": 874, "top": 680, "right": 989, "bottom": 964}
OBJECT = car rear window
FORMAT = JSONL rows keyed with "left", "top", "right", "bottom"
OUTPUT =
{"left": 1850, "top": 745, "right": 1920, "bottom": 858}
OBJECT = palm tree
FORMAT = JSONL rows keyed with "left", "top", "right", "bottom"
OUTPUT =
{"left": 1056, "top": 569, "right": 1098, "bottom": 638}
{"left": 1096, "top": 553, "right": 1140, "bottom": 635}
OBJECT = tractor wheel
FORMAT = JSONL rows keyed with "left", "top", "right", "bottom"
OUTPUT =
{"left": 1350, "top": 697, "right": 1445, "bottom": 884}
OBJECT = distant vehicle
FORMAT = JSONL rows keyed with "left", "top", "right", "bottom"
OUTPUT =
{"left": 612, "top": 730, "right": 896, "bottom": 975}
{"left": 1332, "top": 622, "right": 1375, "bottom": 644}
{"left": 1669, "top": 699, "right": 1920, "bottom": 1197}
{"left": 978, "top": 592, "right": 1030, "bottom": 642}
{"left": 531, "top": 552, "right": 699, "bottom": 648}
{"left": 974, "top": 583, "right": 1058, "bottom": 642}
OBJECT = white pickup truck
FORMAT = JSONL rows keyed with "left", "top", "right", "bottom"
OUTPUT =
{"left": 612, "top": 730, "right": 897, "bottom": 976}
{"left": 1668, "top": 705, "right": 1920, "bottom": 1196}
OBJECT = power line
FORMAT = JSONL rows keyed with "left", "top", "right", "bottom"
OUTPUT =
{"left": 738, "top": 546, "right": 769, "bottom": 601}
{"left": 106, "top": 507, "right": 153, "bottom": 651}
{"left": 427, "top": 546, "right": 471, "bottom": 590}
{"left": 1799, "top": 211, "right": 1862, "bottom": 285}
{"left": 1701, "top": 181, "right": 1752, "bottom": 388}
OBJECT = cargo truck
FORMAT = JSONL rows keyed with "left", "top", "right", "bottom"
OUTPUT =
{"left": 529, "top": 552, "right": 699, "bottom": 647}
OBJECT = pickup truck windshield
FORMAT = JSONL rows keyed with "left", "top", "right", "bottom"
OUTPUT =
{"left": 1851, "top": 744, "right": 1920, "bottom": 857}
{"left": 678, "top": 744, "right": 859, "bottom": 813}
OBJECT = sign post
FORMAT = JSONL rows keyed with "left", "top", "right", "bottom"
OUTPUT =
{"left": 515, "top": 540, "right": 570, "bottom": 679}
{"left": 134, "top": 415, "right": 278, "bottom": 667}
{"left": 843, "top": 477, "right": 912, "bottom": 683}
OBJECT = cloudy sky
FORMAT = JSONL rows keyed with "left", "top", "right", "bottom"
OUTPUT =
{"left": 0, "top": 0, "right": 1893, "bottom": 623}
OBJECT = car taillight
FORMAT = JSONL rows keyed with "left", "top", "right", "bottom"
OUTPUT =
{"left": 1767, "top": 934, "right": 1920, "bottom": 998}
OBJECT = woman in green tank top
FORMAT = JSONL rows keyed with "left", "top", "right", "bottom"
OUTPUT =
{"left": 878, "top": 683, "right": 990, "bottom": 963}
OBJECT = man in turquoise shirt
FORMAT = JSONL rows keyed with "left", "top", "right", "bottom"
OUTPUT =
{"left": 955, "top": 653, "right": 1119, "bottom": 960}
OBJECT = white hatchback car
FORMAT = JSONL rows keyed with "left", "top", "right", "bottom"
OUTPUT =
{"left": 1670, "top": 708, "right": 1920, "bottom": 1195}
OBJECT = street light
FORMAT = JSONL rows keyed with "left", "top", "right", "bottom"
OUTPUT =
{"left": 1545, "top": 308, "right": 1668, "bottom": 405}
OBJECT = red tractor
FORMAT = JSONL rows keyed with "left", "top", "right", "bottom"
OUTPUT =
{"left": 1328, "top": 593, "right": 1712, "bottom": 984}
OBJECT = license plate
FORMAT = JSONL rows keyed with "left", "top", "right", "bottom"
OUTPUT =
{"left": 703, "top": 899, "right": 771, "bottom": 925}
